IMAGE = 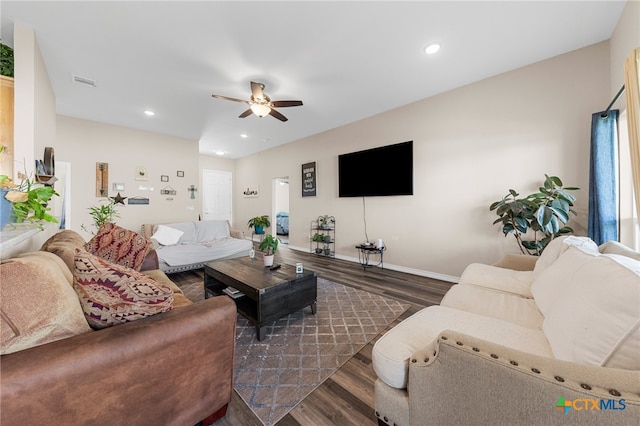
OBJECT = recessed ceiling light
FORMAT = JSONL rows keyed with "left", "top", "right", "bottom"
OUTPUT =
{"left": 424, "top": 44, "right": 440, "bottom": 55}
{"left": 240, "top": 133, "right": 248, "bottom": 138}
{"left": 143, "top": 110, "right": 155, "bottom": 116}
{"left": 215, "top": 151, "right": 225, "bottom": 156}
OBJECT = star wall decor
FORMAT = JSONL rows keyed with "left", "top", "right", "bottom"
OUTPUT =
{"left": 111, "top": 192, "right": 127, "bottom": 205}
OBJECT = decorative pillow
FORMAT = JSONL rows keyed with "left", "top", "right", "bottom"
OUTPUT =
{"left": 534, "top": 247, "right": 640, "bottom": 370}
{"left": 1, "top": 252, "right": 91, "bottom": 355}
{"left": 532, "top": 236, "right": 599, "bottom": 279}
{"left": 85, "top": 223, "right": 152, "bottom": 271}
{"left": 151, "top": 224, "right": 184, "bottom": 246}
{"left": 73, "top": 250, "right": 174, "bottom": 329}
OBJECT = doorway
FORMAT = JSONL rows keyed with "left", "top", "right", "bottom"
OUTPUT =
{"left": 273, "top": 177, "right": 289, "bottom": 243}
{"left": 202, "top": 169, "right": 232, "bottom": 223}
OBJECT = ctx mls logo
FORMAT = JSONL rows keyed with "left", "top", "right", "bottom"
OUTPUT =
{"left": 555, "top": 397, "right": 626, "bottom": 414}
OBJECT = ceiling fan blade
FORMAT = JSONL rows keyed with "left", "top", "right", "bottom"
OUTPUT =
{"left": 268, "top": 108, "right": 288, "bottom": 122}
{"left": 212, "top": 94, "right": 249, "bottom": 104}
{"left": 271, "top": 100, "right": 303, "bottom": 108}
{"left": 250, "top": 81, "right": 265, "bottom": 100}
{"left": 238, "top": 109, "right": 253, "bottom": 118}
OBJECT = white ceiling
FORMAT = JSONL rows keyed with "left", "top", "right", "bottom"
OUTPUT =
{"left": 1, "top": 1, "right": 627, "bottom": 159}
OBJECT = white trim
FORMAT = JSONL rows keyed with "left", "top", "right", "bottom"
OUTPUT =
{"left": 287, "top": 244, "right": 459, "bottom": 283}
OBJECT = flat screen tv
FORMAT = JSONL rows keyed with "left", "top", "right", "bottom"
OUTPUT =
{"left": 338, "top": 141, "right": 413, "bottom": 197}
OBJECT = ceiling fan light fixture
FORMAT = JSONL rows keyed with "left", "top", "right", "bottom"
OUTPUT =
{"left": 424, "top": 43, "right": 440, "bottom": 55}
{"left": 250, "top": 104, "right": 271, "bottom": 117}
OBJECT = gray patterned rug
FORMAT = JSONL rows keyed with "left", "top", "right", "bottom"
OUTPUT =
{"left": 179, "top": 276, "right": 408, "bottom": 426}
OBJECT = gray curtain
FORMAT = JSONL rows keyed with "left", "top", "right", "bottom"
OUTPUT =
{"left": 588, "top": 110, "right": 618, "bottom": 245}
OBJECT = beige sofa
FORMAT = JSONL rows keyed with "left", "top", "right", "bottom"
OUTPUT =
{"left": 1, "top": 229, "right": 236, "bottom": 425}
{"left": 372, "top": 237, "right": 640, "bottom": 425}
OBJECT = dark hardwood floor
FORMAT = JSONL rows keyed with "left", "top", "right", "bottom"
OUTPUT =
{"left": 171, "top": 243, "right": 454, "bottom": 426}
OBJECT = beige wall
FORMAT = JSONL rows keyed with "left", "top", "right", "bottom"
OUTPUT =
{"left": 1, "top": 24, "right": 59, "bottom": 258}
{"left": 13, "top": 23, "right": 56, "bottom": 180}
{"left": 609, "top": 0, "right": 640, "bottom": 101}
{"left": 56, "top": 116, "right": 199, "bottom": 238}
{"left": 234, "top": 42, "right": 611, "bottom": 279}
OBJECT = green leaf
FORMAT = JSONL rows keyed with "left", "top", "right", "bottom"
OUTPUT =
{"left": 514, "top": 216, "right": 529, "bottom": 233}
{"left": 550, "top": 198, "right": 569, "bottom": 213}
{"left": 548, "top": 206, "right": 569, "bottom": 223}
{"left": 536, "top": 206, "right": 552, "bottom": 226}
{"left": 509, "top": 189, "right": 518, "bottom": 197}
{"left": 549, "top": 175, "right": 563, "bottom": 186}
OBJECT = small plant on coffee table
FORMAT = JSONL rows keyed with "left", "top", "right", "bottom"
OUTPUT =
{"left": 259, "top": 234, "right": 279, "bottom": 267}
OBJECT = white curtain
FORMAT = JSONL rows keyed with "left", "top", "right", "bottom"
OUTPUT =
{"left": 624, "top": 48, "right": 640, "bottom": 219}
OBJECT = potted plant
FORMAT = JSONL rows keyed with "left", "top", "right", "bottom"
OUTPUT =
{"left": 312, "top": 232, "right": 325, "bottom": 253}
{"left": 490, "top": 174, "right": 579, "bottom": 256}
{"left": 323, "top": 244, "right": 331, "bottom": 255}
{"left": 0, "top": 42, "right": 14, "bottom": 78}
{"left": 81, "top": 198, "right": 120, "bottom": 234}
{"left": 259, "top": 234, "right": 279, "bottom": 267}
{"left": 0, "top": 172, "right": 58, "bottom": 230}
{"left": 247, "top": 215, "right": 270, "bottom": 235}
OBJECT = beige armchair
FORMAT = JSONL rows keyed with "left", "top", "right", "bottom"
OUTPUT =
{"left": 373, "top": 237, "right": 640, "bottom": 425}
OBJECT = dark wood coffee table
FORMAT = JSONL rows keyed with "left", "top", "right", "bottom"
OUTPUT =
{"left": 203, "top": 257, "right": 317, "bottom": 340}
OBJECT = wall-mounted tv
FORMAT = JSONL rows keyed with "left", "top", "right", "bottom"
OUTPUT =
{"left": 338, "top": 140, "right": 413, "bottom": 197}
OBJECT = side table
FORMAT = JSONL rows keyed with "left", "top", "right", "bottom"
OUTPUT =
{"left": 355, "top": 244, "right": 385, "bottom": 269}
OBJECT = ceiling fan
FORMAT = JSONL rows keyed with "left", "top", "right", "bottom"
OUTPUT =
{"left": 211, "top": 81, "right": 303, "bottom": 122}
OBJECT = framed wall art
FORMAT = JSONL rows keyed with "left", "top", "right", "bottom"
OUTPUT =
{"left": 302, "top": 161, "right": 317, "bottom": 197}
{"left": 161, "top": 175, "right": 169, "bottom": 182}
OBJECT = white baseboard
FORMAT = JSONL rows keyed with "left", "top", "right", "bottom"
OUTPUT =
{"left": 287, "top": 245, "right": 459, "bottom": 283}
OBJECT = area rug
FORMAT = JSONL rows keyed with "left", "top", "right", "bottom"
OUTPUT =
{"left": 232, "top": 277, "right": 409, "bottom": 425}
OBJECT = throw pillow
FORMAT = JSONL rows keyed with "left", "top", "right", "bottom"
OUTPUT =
{"left": 85, "top": 222, "right": 152, "bottom": 271}
{"left": 1, "top": 252, "right": 91, "bottom": 355}
{"left": 151, "top": 224, "right": 184, "bottom": 246}
{"left": 73, "top": 250, "right": 174, "bottom": 329}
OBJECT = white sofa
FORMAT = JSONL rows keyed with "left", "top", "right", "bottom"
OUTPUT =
{"left": 372, "top": 237, "right": 640, "bottom": 425}
{"left": 141, "top": 220, "right": 253, "bottom": 274}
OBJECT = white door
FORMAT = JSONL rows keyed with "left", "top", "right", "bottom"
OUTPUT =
{"left": 203, "top": 170, "right": 232, "bottom": 222}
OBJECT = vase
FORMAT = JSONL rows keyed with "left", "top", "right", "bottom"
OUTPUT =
{"left": 255, "top": 225, "right": 264, "bottom": 235}
{"left": 263, "top": 254, "right": 274, "bottom": 267}
{"left": 0, "top": 189, "right": 12, "bottom": 230}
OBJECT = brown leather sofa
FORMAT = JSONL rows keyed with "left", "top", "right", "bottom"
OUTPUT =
{"left": 1, "top": 230, "right": 236, "bottom": 425}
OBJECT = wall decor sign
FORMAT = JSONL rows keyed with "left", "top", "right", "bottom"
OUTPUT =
{"left": 243, "top": 186, "right": 259, "bottom": 198}
{"left": 177, "top": 171, "right": 184, "bottom": 177}
{"left": 135, "top": 166, "right": 148, "bottom": 181}
{"left": 161, "top": 175, "right": 169, "bottom": 182}
{"left": 302, "top": 161, "right": 317, "bottom": 197}
{"left": 95, "top": 162, "right": 109, "bottom": 197}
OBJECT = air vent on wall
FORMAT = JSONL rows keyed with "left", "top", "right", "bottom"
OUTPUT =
{"left": 72, "top": 75, "right": 96, "bottom": 87}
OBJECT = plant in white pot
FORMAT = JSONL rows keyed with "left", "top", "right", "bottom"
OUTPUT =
{"left": 259, "top": 234, "right": 279, "bottom": 267}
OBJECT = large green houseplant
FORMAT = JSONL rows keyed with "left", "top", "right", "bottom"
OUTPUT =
{"left": 489, "top": 175, "right": 579, "bottom": 256}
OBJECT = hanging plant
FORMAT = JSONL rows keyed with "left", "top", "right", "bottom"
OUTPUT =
{"left": 0, "top": 42, "right": 14, "bottom": 78}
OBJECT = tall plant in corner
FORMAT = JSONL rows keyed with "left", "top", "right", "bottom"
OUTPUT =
{"left": 490, "top": 175, "right": 579, "bottom": 256}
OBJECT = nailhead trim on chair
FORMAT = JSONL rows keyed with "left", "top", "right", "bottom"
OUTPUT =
{"left": 436, "top": 334, "right": 637, "bottom": 400}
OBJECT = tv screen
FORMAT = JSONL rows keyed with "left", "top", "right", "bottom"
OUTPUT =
{"left": 338, "top": 141, "right": 413, "bottom": 197}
